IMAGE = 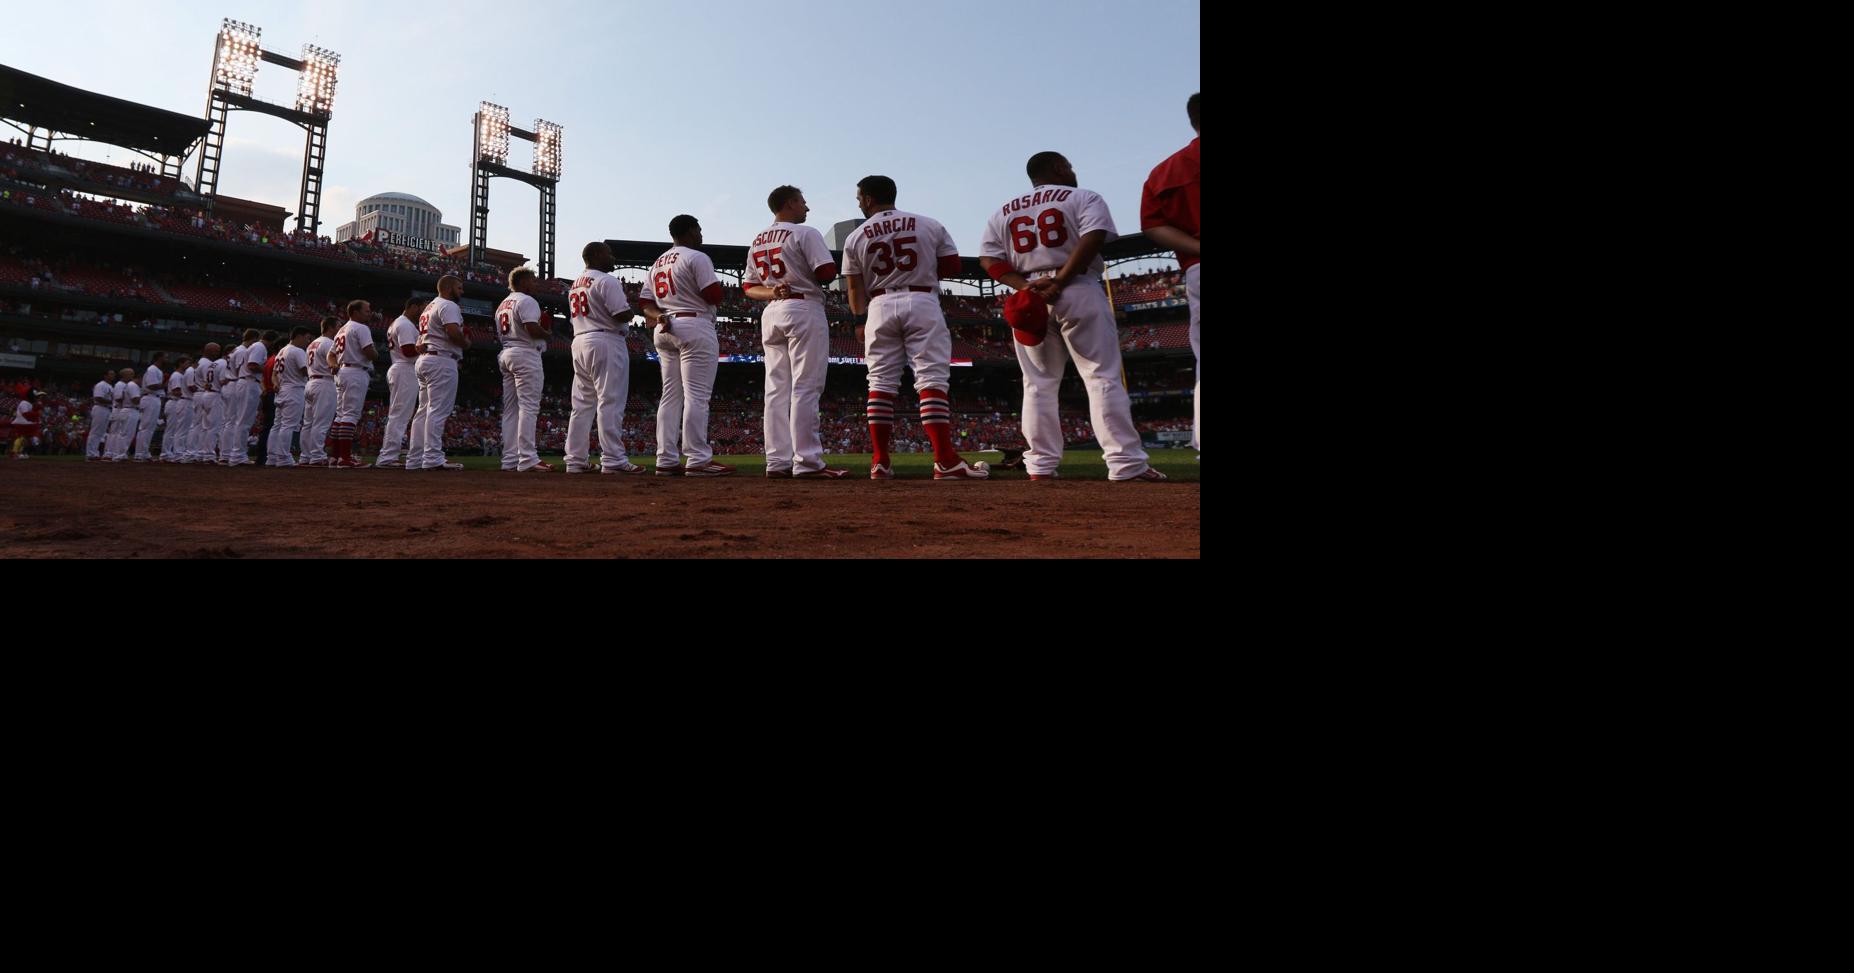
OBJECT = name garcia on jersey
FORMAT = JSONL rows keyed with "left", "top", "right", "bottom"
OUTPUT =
{"left": 861, "top": 216, "right": 919, "bottom": 240}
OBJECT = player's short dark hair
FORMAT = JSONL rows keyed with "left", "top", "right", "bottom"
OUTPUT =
{"left": 242, "top": 329, "right": 260, "bottom": 341}
{"left": 583, "top": 241, "right": 611, "bottom": 265}
{"left": 1027, "top": 152, "right": 1067, "bottom": 184}
{"left": 320, "top": 316, "right": 340, "bottom": 333}
{"left": 262, "top": 331, "right": 280, "bottom": 344}
{"left": 1187, "top": 93, "right": 1200, "bottom": 130}
{"left": 152, "top": 350, "right": 168, "bottom": 360}
{"left": 509, "top": 267, "right": 537, "bottom": 290}
{"left": 404, "top": 297, "right": 426, "bottom": 314}
{"left": 669, "top": 215, "right": 701, "bottom": 239}
{"left": 345, "top": 300, "right": 369, "bottom": 320}
{"left": 857, "top": 176, "right": 897, "bottom": 205}
{"left": 291, "top": 326, "right": 313, "bottom": 340}
{"left": 768, "top": 186, "right": 804, "bottom": 213}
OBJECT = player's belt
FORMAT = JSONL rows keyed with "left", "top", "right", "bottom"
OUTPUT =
{"left": 668, "top": 313, "right": 707, "bottom": 320}
{"left": 418, "top": 348, "right": 463, "bottom": 360}
{"left": 340, "top": 365, "right": 371, "bottom": 371}
{"left": 873, "top": 286, "right": 935, "bottom": 296}
{"left": 573, "top": 328, "right": 625, "bottom": 338}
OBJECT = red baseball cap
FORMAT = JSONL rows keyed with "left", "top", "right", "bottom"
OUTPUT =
{"left": 1004, "top": 290, "right": 1050, "bottom": 347}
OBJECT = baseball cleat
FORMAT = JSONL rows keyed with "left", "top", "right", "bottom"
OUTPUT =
{"left": 1118, "top": 468, "right": 1170, "bottom": 483}
{"left": 870, "top": 464, "right": 895, "bottom": 481}
{"left": 330, "top": 458, "right": 370, "bottom": 470}
{"left": 655, "top": 466, "right": 685, "bottom": 477}
{"left": 934, "top": 461, "right": 992, "bottom": 481}
{"left": 519, "top": 462, "right": 558, "bottom": 473}
{"left": 601, "top": 463, "right": 651, "bottom": 476}
{"left": 684, "top": 463, "right": 738, "bottom": 478}
{"left": 765, "top": 469, "right": 794, "bottom": 479}
{"left": 430, "top": 462, "right": 466, "bottom": 471}
{"left": 1029, "top": 475, "right": 1061, "bottom": 481}
{"left": 795, "top": 468, "right": 852, "bottom": 480}
{"left": 374, "top": 459, "right": 406, "bottom": 469}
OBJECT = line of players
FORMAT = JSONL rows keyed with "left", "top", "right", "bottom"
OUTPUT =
{"left": 77, "top": 130, "right": 1201, "bottom": 480}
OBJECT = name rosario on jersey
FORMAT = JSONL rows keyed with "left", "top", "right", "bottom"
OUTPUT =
{"left": 999, "top": 188, "right": 1075, "bottom": 216}
{"left": 861, "top": 216, "right": 919, "bottom": 240}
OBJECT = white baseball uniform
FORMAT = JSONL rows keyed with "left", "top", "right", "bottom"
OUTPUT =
{"left": 746, "top": 223, "right": 837, "bottom": 475}
{"left": 162, "top": 369, "right": 190, "bottom": 461}
{"left": 85, "top": 379, "right": 114, "bottom": 459}
{"left": 565, "top": 268, "right": 639, "bottom": 474}
{"left": 301, "top": 336, "right": 336, "bottom": 464}
{"left": 134, "top": 364, "right": 164, "bottom": 460}
{"left": 378, "top": 315, "right": 422, "bottom": 465}
{"left": 411, "top": 297, "right": 465, "bottom": 470}
{"left": 333, "top": 322, "right": 373, "bottom": 430}
{"left": 496, "top": 291, "right": 548, "bottom": 472}
{"left": 192, "top": 359, "right": 222, "bottom": 462}
{"left": 645, "top": 246, "right": 721, "bottom": 470}
{"left": 108, "top": 380, "right": 141, "bottom": 460}
{"left": 841, "top": 208, "right": 960, "bottom": 396}
{"left": 218, "top": 344, "right": 251, "bottom": 464}
{"left": 980, "top": 185, "right": 1151, "bottom": 481}
{"left": 267, "top": 344, "right": 309, "bottom": 466}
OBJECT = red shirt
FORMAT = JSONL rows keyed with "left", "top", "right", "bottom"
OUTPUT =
{"left": 263, "top": 354, "right": 282, "bottom": 394}
{"left": 1141, "top": 137, "right": 1201, "bottom": 273}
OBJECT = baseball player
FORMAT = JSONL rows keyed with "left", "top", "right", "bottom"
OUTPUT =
{"left": 216, "top": 333, "right": 250, "bottom": 465}
{"left": 133, "top": 352, "right": 167, "bottom": 462}
{"left": 375, "top": 298, "right": 426, "bottom": 469}
{"left": 1143, "top": 93, "right": 1201, "bottom": 456}
{"left": 979, "top": 153, "right": 1165, "bottom": 483}
{"left": 497, "top": 267, "right": 554, "bottom": 473}
{"left": 107, "top": 367, "right": 141, "bottom": 462}
{"left": 301, "top": 317, "right": 339, "bottom": 466}
{"left": 84, "top": 368, "right": 115, "bottom": 461}
{"left": 266, "top": 327, "right": 313, "bottom": 467}
{"left": 255, "top": 331, "right": 281, "bottom": 466}
{"left": 841, "top": 176, "right": 990, "bottom": 481}
{"left": 9, "top": 390, "right": 41, "bottom": 460}
{"left": 565, "top": 242, "right": 649, "bottom": 475}
{"left": 232, "top": 329, "right": 267, "bottom": 466}
{"left": 743, "top": 187, "right": 849, "bottom": 479}
{"left": 328, "top": 301, "right": 377, "bottom": 469}
{"left": 191, "top": 344, "right": 222, "bottom": 464}
{"left": 637, "top": 215, "right": 734, "bottom": 478}
{"left": 409, "top": 276, "right": 470, "bottom": 472}
{"left": 161, "top": 356, "right": 192, "bottom": 462}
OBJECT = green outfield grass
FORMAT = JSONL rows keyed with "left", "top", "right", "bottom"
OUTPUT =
{"left": 32, "top": 449, "right": 1202, "bottom": 481}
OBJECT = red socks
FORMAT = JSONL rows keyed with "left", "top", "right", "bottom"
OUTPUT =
{"left": 919, "top": 389, "right": 959, "bottom": 468}
{"left": 329, "top": 424, "right": 351, "bottom": 462}
{"left": 867, "top": 392, "right": 896, "bottom": 467}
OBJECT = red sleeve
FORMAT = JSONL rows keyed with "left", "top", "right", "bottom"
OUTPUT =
{"left": 937, "top": 255, "right": 963, "bottom": 279}
{"left": 702, "top": 283, "right": 725, "bottom": 306}
{"left": 814, "top": 263, "right": 839, "bottom": 286}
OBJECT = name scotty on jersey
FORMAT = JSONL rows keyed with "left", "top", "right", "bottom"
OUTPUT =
{"left": 861, "top": 216, "right": 918, "bottom": 240}
{"left": 753, "top": 229, "right": 797, "bottom": 247}
{"left": 1001, "top": 189, "right": 1075, "bottom": 215}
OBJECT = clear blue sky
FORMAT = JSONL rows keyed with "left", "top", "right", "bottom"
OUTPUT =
{"left": 3, "top": 0, "right": 1199, "bottom": 275}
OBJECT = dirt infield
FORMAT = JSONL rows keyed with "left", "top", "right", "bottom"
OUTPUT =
{"left": 3, "top": 462, "right": 1200, "bottom": 559}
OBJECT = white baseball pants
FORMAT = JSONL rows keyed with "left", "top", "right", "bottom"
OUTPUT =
{"left": 1013, "top": 280, "right": 1151, "bottom": 481}
{"left": 135, "top": 395, "right": 162, "bottom": 459}
{"left": 761, "top": 301, "right": 831, "bottom": 475}
{"left": 864, "top": 292, "right": 952, "bottom": 395}
{"left": 499, "top": 348, "right": 546, "bottom": 471}
{"left": 86, "top": 405, "right": 111, "bottom": 458}
{"left": 220, "top": 381, "right": 251, "bottom": 464}
{"left": 565, "top": 331, "right": 634, "bottom": 473}
{"left": 162, "top": 398, "right": 192, "bottom": 460}
{"left": 378, "top": 363, "right": 418, "bottom": 464}
{"left": 108, "top": 408, "right": 139, "bottom": 460}
{"left": 654, "top": 318, "right": 719, "bottom": 470}
{"left": 1187, "top": 263, "right": 1200, "bottom": 453}
{"left": 192, "top": 392, "right": 221, "bottom": 461}
{"left": 267, "top": 387, "right": 305, "bottom": 466}
{"left": 301, "top": 378, "right": 335, "bottom": 463}
{"left": 411, "top": 355, "right": 459, "bottom": 470}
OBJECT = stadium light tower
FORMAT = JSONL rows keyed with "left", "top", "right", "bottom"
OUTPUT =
{"left": 469, "top": 103, "right": 563, "bottom": 279}
{"left": 196, "top": 18, "right": 341, "bottom": 236}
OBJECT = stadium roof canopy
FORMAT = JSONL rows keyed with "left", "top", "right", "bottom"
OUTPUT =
{"left": 0, "top": 64, "right": 209, "bottom": 156}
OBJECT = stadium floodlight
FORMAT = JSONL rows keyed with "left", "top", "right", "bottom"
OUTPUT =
{"left": 533, "top": 120, "right": 564, "bottom": 181}
{"left": 478, "top": 103, "right": 511, "bottom": 165}
{"left": 216, "top": 19, "right": 263, "bottom": 96}
{"left": 296, "top": 45, "right": 341, "bottom": 115}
